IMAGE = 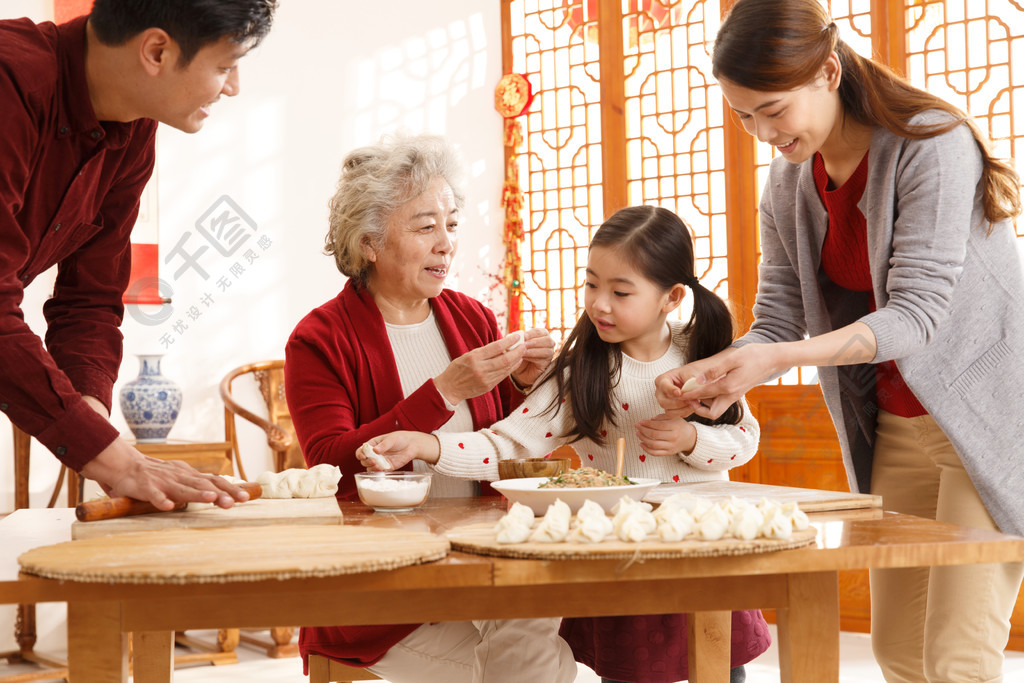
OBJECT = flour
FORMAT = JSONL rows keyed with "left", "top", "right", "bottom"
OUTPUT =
{"left": 357, "top": 477, "right": 430, "bottom": 508}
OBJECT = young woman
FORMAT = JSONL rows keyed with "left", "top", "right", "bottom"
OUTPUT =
{"left": 655, "top": 1, "right": 1024, "bottom": 681}
{"left": 364, "top": 205, "right": 767, "bottom": 683}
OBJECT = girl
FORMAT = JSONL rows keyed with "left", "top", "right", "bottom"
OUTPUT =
{"left": 364, "top": 205, "right": 766, "bottom": 683}
{"left": 656, "top": 1, "right": 1024, "bottom": 681}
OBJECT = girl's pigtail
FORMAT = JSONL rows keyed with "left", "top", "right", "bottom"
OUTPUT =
{"left": 684, "top": 281, "right": 744, "bottom": 426}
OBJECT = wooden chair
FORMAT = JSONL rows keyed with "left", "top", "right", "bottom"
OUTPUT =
{"left": 220, "top": 359, "right": 305, "bottom": 479}
{"left": 219, "top": 360, "right": 304, "bottom": 658}
{"left": 307, "top": 653, "right": 381, "bottom": 682}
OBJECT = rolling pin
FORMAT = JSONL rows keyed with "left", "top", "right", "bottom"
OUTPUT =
{"left": 75, "top": 481, "right": 263, "bottom": 522}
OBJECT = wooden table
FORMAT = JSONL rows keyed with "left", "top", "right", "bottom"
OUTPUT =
{"left": 3, "top": 498, "right": 1023, "bottom": 683}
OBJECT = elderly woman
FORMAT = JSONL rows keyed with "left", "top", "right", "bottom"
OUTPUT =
{"left": 285, "top": 134, "right": 574, "bottom": 682}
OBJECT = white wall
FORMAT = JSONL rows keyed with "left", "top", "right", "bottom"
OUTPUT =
{"left": 1, "top": 1, "right": 507, "bottom": 507}
{"left": 0, "top": 1, "right": 506, "bottom": 654}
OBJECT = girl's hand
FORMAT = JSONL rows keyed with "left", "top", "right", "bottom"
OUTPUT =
{"left": 358, "top": 432, "right": 441, "bottom": 470}
{"left": 434, "top": 333, "right": 528, "bottom": 404}
{"left": 656, "top": 345, "right": 780, "bottom": 420}
{"left": 510, "top": 327, "right": 555, "bottom": 390}
{"left": 635, "top": 413, "right": 698, "bottom": 457}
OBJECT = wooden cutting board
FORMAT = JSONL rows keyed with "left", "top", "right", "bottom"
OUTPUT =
{"left": 643, "top": 480, "right": 881, "bottom": 512}
{"left": 71, "top": 497, "right": 343, "bottom": 540}
{"left": 23, "top": 525, "right": 449, "bottom": 584}
{"left": 446, "top": 522, "right": 817, "bottom": 561}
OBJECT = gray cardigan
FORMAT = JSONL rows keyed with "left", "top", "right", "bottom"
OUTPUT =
{"left": 739, "top": 111, "right": 1024, "bottom": 536}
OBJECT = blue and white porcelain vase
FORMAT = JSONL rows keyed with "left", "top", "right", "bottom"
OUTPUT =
{"left": 119, "top": 354, "right": 182, "bottom": 442}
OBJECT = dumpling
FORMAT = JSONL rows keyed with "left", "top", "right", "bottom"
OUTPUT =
{"left": 728, "top": 505, "right": 764, "bottom": 541}
{"left": 529, "top": 499, "right": 571, "bottom": 543}
{"left": 694, "top": 504, "right": 730, "bottom": 541}
{"left": 613, "top": 507, "right": 656, "bottom": 542}
{"left": 359, "top": 442, "right": 393, "bottom": 471}
{"left": 760, "top": 506, "right": 794, "bottom": 539}
{"left": 779, "top": 501, "right": 810, "bottom": 531}
{"left": 506, "top": 501, "right": 536, "bottom": 527}
{"left": 656, "top": 508, "right": 695, "bottom": 542}
{"left": 568, "top": 513, "right": 613, "bottom": 543}
{"left": 611, "top": 496, "right": 652, "bottom": 517}
{"left": 495, "top": 515, "right": 533, "bottom": 544}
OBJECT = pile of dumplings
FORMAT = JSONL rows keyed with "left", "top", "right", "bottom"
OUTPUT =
{"left": 494, "top": 493, "right": 810, "bottom": 545}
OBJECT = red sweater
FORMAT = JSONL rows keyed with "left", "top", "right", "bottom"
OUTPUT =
{"left": 814, "top": 152, "right": 926, "bottom": 418}
{"left": 285, "top": 278, "right": 518, "bottom": 669}
{"left": 0, "top": 17, "right": 157, "bottom": 468}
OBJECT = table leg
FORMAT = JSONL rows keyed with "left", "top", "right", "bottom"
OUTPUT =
{"left": 68, "top": 601, "right": 128, "bottom": 683}
{"left": 687, "top": 610, "right": 731, "bottom": 683}
{"left": 133, "top": 631, "right": 173, "bottom": 683}
{"left": 776, "top": 571, "right": 840, "bottom": 683}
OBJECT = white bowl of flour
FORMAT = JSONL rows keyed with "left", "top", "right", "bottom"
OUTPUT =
{"left": 355, "top": 472, "right": 432, "bottom": 513}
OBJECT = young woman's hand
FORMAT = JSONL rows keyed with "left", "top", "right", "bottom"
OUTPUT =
{"left": 656, "top": 345, "right": 781, "bottom": 420}
{"left": 358, "top": 431, "right": 441, "bottom": 470}
{"left": 509, "top": 327, "right": 555, "bottom": 390}
{"left": 635, "top": 413, "right": 698, "bottom": 456}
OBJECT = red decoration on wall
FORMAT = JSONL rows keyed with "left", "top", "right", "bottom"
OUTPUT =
{"left": 495, "top": 74, "right": 533, "bottom": 332}
{"left": 563, "top": 0, "right": 678, "bottom": 47}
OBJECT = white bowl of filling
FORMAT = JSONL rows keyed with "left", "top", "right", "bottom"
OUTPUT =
{"left": 490, "top": 468, "right": 660, "bottom": 516}
{"left": 355, "top": 472, "right": 432, "bottom": 513}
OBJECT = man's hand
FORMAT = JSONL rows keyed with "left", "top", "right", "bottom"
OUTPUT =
{"left": 80, "top": 438, "right": 249, "bottom": 510}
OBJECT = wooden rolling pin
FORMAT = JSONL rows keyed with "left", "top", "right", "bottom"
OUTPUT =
{"left": 75, "top": 481, "right": 263, "bottom": 522}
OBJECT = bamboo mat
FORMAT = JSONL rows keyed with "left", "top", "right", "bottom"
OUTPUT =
{"left": 20, "top": 524, "right": 449, "bottom": 585}
{"left": 446, "top": 522, "right": 816, "bottom": 561}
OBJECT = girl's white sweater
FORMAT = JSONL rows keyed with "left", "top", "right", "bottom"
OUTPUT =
{"left": 434, "top": 320, "right": 760, "bottom": 483}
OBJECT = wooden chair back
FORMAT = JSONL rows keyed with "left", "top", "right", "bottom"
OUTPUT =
{"left": 220, "top": 360, "right": 305, "bottom": 478}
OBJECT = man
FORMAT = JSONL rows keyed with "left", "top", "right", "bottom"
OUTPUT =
{"left": 0, "top": 1, "right": 276, "bottom": 510}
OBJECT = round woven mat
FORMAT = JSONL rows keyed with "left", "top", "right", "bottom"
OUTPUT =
{"left": 19, "top": 524, "right": 449, "bottom": 584}
{"left": 446, "top": 522, "right": 816, "bottom": 560}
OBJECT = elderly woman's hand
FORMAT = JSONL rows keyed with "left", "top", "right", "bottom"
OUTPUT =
{"left": 433, "top": 332, "right": 530, "bottom": 405}
{"left": 358, "top": 432, "right": 440, "bottom": 470}
{"left": 509, "top": 327, "right": 554, "bottom": 392}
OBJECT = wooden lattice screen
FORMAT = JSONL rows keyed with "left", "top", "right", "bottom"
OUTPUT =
{"left": 502, "top": 0, "right": 1024, "bottom": 365}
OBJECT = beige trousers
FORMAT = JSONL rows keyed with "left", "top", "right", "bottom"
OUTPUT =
{"left": 368, "top": 618, "right": 577, "bottom": 683}
{"left": 869, "top": 410, "right": 1024, "bottom": 683}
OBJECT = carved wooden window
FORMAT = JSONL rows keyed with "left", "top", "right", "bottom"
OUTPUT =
{"left": 502, "top": 0, "right": 1023, "bottom": 385}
